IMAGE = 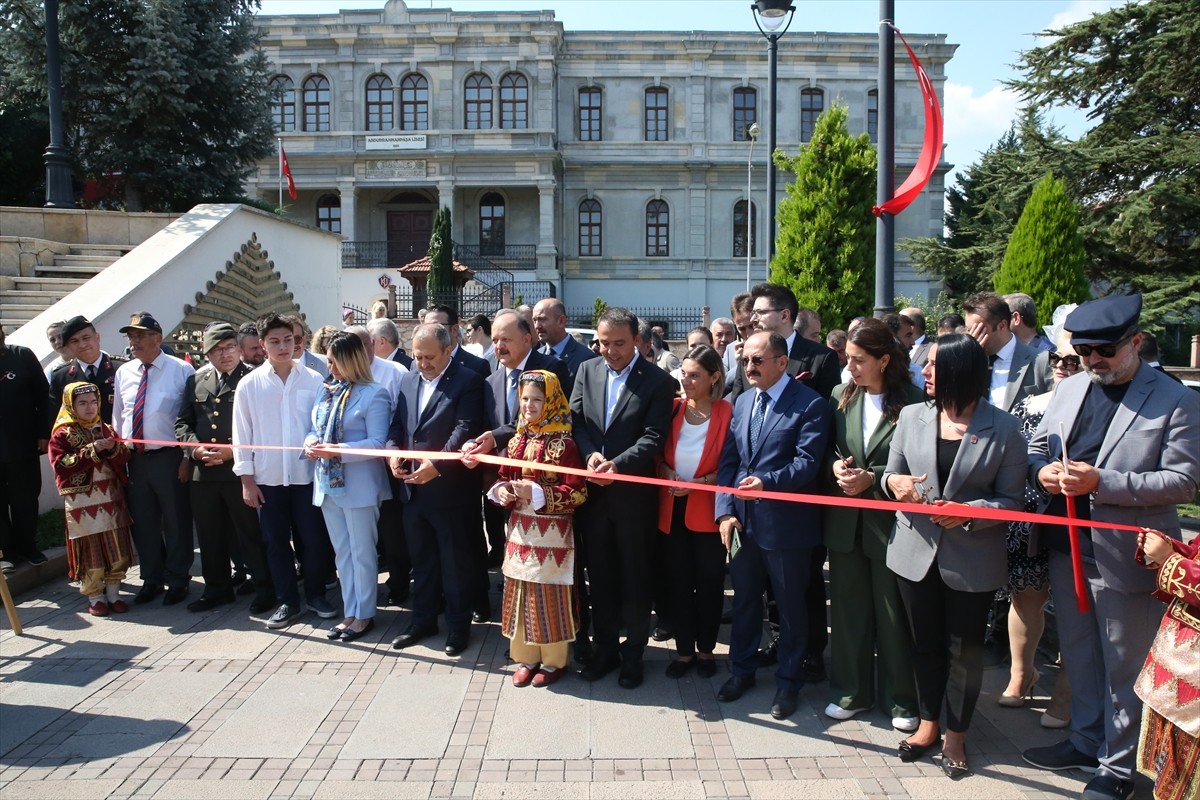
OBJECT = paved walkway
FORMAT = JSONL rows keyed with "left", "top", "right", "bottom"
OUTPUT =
{"left": 1, "top": 562, "right": 1149, "bottom": 800}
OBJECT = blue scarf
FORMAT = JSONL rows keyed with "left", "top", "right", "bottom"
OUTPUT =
{"left": 314, "top": 380, "right": 353, "bottom": 496}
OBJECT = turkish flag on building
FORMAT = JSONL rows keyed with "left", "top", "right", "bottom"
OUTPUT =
{"left": 280, "top": 145, "right": 297, "bottom": 200}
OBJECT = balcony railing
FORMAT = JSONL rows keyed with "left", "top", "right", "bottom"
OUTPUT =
{"left": 341, "top": 241, "right": 536, "bottom": 272}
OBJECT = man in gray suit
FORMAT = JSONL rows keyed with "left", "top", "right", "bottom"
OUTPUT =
{"left": 962, "top": 292, "right": 1044, "bottom": 413}
{"left": 1022, "top": 294, "right": 1200, "bottom": 800}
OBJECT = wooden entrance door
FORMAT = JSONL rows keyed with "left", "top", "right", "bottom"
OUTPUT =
{"left": 387, "top": 210, "right": 434, "bottom": 267}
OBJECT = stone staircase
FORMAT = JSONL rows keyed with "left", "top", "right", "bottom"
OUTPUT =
{"left": 0, "top": 244, "right": 130, "bottom": 330}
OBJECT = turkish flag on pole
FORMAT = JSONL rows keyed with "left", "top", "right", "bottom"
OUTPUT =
{"left": 280, "top": 143, "right": 297, "bottom": 200}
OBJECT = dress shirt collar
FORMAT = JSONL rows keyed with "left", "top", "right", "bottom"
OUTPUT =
{"left": 784, "top": 330, "right": 797, "bottom": 355}
{"left": 754, "top": 371, "right": 790, "bottom": 409}
{"left": 606, "top": 349, "right": 639, "bottom": 378}
{"left": 994, "top": 333, "right": 1017, "bottom": 365}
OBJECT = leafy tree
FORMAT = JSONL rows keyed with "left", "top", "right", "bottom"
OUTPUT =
{"left": 1007, "top": 0, "right": 1200, "bottom": 328}
{"left": 771, "top": 102, "right": 877, "bottom": 327}
{"left": 0, "top": 0, "right": 274, "bottom": 211}
{"left": 591, "top": 297, "right": 608, "bottom": 327}
{"left": 426, "top": 206, "right": 456, "bottom": 310}
{"left": 993, "top": 172, "right": 1090, "bottom": 316}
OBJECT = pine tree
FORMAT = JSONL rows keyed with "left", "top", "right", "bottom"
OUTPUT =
{"left": 426, "top": 206, "right": 455, "bottom": 311}
{"left": 771, "top": 102, "right": 877, "bottom": 328}
{"left": 993, "top": 172, "right": 1090, "bottom": 317}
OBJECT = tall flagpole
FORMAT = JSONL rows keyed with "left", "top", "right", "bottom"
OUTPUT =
{"left": 277, "top": 138, "right": 283, "bottom": 210}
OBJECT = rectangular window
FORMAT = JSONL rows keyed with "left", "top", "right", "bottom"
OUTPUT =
{"left": 644, "top": 87, "right": 668, "bottom": 142}
{"left": 733, "top": 87, "right": 757, "bottom": 142}
{"left": 579, "top": 87, "right": 602, "bottom": 142}
{"left": 800, "top": 88, "right": 823, "bottom": 143}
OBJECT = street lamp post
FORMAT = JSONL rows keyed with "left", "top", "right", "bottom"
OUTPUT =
{"left": 43, "top": 0, "right": 74, "bottom": 208}
{"left": 745, "top": 122, "right": 760, "bottom": 291}
{"left": 752, "top": 0, "right": 795, "bottom": 275}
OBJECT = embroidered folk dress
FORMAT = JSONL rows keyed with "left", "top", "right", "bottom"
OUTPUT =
{"left": 1134, "top": 538, "right": 1200, "bottom": 800}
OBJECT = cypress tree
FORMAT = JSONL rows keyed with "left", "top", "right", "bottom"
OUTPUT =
{"left": 426, "top": 206, "right": 455, "bottom": 310}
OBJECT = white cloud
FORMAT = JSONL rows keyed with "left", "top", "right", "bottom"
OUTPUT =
{"left": 941, "top": 81, "right": 1021, "bottom": 179}
{"left": 1039, "top": 0, "right": 1129, "bottom": 38}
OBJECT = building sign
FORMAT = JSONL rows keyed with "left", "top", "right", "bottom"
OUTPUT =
{"left": 365, "top": 134, "right": 427, "bottom": 151}
{"left": 363, "top": 160, "right": 426, "bottom": 179}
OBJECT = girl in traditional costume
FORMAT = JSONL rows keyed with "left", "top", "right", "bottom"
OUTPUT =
{"left": 488, "top": 370, "right": 586, "bottom": 688}
{"left": 48, "top": 381, "right": 136, "bottom": 616}
{"left": 1134, "top": 529, "right": 1200, "bottom": 800}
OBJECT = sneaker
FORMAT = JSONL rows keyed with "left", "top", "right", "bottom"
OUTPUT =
{"left": 266, "top": 603, "right": 303, "bottom": 629}
{"left": 308, "top": 596, "right": 339, "bottom": 619}
{"left": 892, "top": 716, "right": 920, "bottom": 732}
{"left": 0, "top": 560, "right": 14, "bottom": 574}
{"left": 23, "top": 549, "right": 48, "bottom": 566}
{"left": 1081, "top": 774, "right": 1134, "bottom": 800}
{"left": 824, "top": 704, "right": 866, "bottom": 721}
{"left": 1022, "top": 740, "right": 1100, "bottom": 773}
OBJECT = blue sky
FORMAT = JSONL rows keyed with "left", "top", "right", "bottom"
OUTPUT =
{"left": 259, "top": 0, "right": 1123, "bottom": 185}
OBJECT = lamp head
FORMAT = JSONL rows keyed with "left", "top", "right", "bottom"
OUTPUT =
{"left": 747, "top": 122, "right": 761, "bottom": 140}
{"left": 752, "top": 0, "right": 795, "bottom": 32}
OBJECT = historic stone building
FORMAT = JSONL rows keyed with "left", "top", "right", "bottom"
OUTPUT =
{"left": 247, "top": 0, "right": 955, "bottom": 318}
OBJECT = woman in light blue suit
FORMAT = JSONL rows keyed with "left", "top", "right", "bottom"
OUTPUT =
{"left": 882, "top": 333, "right": 1027, "bottom": 780}
{"left": 305, "top": 332, "right": 391, "bottom": 642}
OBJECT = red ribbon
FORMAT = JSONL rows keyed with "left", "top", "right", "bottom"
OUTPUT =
{"left": 1064, "top": 494, "right": 1091, "bottom": 613}
{"left": 872, "top": 26, "right": 944, "bottom": 219}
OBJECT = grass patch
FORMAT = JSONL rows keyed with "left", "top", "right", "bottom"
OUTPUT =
{"left": 36, "top": 509, "right": 66, "bottom": 551}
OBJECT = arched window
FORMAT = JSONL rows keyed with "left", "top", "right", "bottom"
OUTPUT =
{"left": 316, "top": 194, "right": 341, "bottom": 234}
{"left": 800, "top": 87, "right": 824, "bottom": 143}
{"left": 866, "top": 89, "right": 878, "bottom": 143}
{"left": 479, "top": 192, "right": 505, "bottom": 256}
{"left": 733, "top": 201, "right": 756, "bottom": 258}
{"left": 644, "top": 87, "right": 668, "bottom": 141}
{"left": 365, "top": 74, "right": 393, "bottom": 131}
{"left": 465, "top": 73, "right": 492, "bottom": 130}
{"left": 499, "top": 72, "right": 528, "bottom": 129}
{"left": 733, "top": 87, "right": 757, "bottom": 141}
{"left": 579, "top": 198, "right": 602, "bottom": 256}
{"left": 400, "top": 73, "right": 429, "bottom": 131}
{"left": 269, "top": 75, "right": 295, "bottom": 132}
{"left": 646, "top": 199, "right": 669, "bottom": 256}
{"left": 578, "top": 86, "right": 602, "bottom": 141}
{"left": 302, "top": 75, "right": 331, "bottom": 132}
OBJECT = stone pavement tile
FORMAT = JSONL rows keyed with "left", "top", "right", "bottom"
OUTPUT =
{"left": 340, "top": 673, "right": 471, "bottom": 759}
{"left": 722, "top": 699, "right": 838, "bottom": 759}
{"left": 901, "top": 773, "right": 1055, "bottom": 799}
{"left": 0, "top": 778, "right": 124, "bottom": 799}
{"left": 194, "top": 673, "right": 351, "bottom": 759}
{"left": 594, "top": 781, "right": 706, "bottom": 798}
{"left": 165, "top": 628, "right": 276, "bottom": 662}
{"left": 49, "top": 671, "right": 232, "bottom": 760}
{"left": 485, "top": 679, "right": 590, "bottom": 760}
{"left": 0, "top": 667, "right": 111, "bottom": 756}
{"left": 43, "top": 608, "right": 201, "bottom": 661}
{"left": 473, "top": 783, "right": 590, "bottom": 799}
{"left": 149, "top": 779, "right": 280, "bottom": 798}
{"left": 746, "top": 779, "right": 866, "bottom": 799}
{"left": 312, "top": 781, "right": 435, "bottom": 798}
{"left": 590, "top": 673, "right": 693, "bottom": 760}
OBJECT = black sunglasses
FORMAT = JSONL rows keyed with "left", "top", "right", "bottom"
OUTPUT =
{"left": 1048, "top": 352, "right": 1081, "bottom": 370}
{"left": 1073, "top": 334, "right": 1134, "bottom": 359}
{"left": 739, "top": 355, "right": 781, "bottom": 367}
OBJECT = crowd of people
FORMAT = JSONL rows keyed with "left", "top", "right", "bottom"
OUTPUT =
{"left": 0, "top": 285, "right": 1197, "bottom": 800}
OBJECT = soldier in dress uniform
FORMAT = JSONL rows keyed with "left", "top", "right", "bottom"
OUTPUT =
{"left": 175, "top": 322, "right": 274, "bottom": 614}
{"left": 48, "top": 316, "right": 128, "bottom": 426}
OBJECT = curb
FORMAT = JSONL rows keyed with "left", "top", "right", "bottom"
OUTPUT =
{"left": 4, "top": 546, "right": 68, "bottom": 598}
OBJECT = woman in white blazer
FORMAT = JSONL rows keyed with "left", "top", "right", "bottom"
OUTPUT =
{"left": 305, "top": 332, "right": 391, "bottom": 642}
{"left": 882, "top": 333, "right": 1027, "bottom": 780}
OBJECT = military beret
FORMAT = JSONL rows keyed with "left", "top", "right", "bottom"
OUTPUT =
{"left": 60, "top": 315, "right": 94, "bottom": 343}
{"left": 202, "top": 322, "right": 238, "bottom": 353}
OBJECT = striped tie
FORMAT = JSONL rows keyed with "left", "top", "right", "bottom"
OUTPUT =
{"left": 132, "top": 362, "right": 150, "bottom": 453}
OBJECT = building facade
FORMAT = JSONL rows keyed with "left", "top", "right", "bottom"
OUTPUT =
{"left": 247, "top": 0, "right": 956, "bottom": 320}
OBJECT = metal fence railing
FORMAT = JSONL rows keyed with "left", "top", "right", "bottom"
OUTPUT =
{"left": 565, "top": 306, "right": 704, "bottom": 336}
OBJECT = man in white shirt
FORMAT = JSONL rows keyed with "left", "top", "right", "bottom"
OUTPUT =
{"left": 963, "top": 292, "right": 1040, "bottom": 413}
{"left": 233, "top": 314, "right": 337, "bottom": 629}
{"left": 111, "top": 312, "right": 195, "bottom": 606}
{"left": 346, "top": 325, "right": 406, "bottom": 410}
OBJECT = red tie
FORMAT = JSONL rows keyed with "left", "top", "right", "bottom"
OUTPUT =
{"left": 132, "top": 363, "right": 150, "bottom": 452}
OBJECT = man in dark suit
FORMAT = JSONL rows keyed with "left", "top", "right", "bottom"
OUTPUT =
{"left": 963, "top": 291, "right": 1044, "bottom": 413}
{"left": 388, "top": 323, "right": 485, "bottom": 656}
{"left": 175, "top": 323, "right": 274, "bottom": 615}
{"left": 715, "top": 331, "right": 830, "bottom": 720}
{"left": 533, "top": 298, "right": 598, "bottom": 378}
{"left": 569, "top": 308, "right": 674, "bottom": 689}
{"left": 0, "top": 328, "right": 50, "bottom": 571}
{"left": 48, "top": 316, "right": 127, "bottom": 426}
{"left": 727, "top": 282, "right": 839, "bottom": 681}
{"left": 425, "top": 305, "right": 489, "bottom": 378}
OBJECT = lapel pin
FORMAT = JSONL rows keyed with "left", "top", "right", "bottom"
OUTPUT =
{"left": 970, "top": 434, "right": 978, "bottom": 444}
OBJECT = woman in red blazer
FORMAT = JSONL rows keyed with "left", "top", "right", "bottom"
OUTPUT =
{"left": 656, "top": 345, "right": 733, "bottom": 679}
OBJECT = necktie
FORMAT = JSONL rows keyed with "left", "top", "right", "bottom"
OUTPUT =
{"left": 132, "top": 362, "right": 150, "bottom": 453}
{"left": 540, "top": 343, "right": 553, "bottom": 356}
{"left": 987, "top": 353, "right": 1000, "bottom": 388}
{"left": 85, "top": 364, "right": 97, "bottom": 383}
{"left": 507, "top": 369, "right": 520, "bottom": 420}
{"left": 749, "top": 391, "right": 768, "bottom": 451}
{"left": 217, "top": 373, "right": 229, "bottom": 394}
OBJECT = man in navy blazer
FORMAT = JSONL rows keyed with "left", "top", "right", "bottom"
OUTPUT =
{"left": 386, "top": 323, "right": 485, "bottom": 657}
{"left": 716, "top": 331, "right": 831, "bottom": 720}
{"left": 425, "top": 305, "right": 489, "bottom": 378}
{"left": 533, "top": 298, "right": 598, "bottom": 378}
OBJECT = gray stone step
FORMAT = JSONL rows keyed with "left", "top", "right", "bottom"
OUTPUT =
{"left": 69, "top": 245, "right": 131, "bottom": 257}
{"left": 34, "top": 264, "right": 104, "bottom": 277}
{"left": 11, "top": 276, "right": 81, "bottom": 290}
{"left": 52, "top": 254, "right": 116, "bottom": 268}
{"left": 4, "top": 289, "right": 72, "bottom": 305}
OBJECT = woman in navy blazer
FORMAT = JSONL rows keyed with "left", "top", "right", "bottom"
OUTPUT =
{"left": 305, "top": 332, "right": 391, "bottom": 642}
{"left": 882, "top": 333, "right": 1026, "bottom": 779}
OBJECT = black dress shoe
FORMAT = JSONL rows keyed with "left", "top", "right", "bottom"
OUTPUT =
{"left": 471, "top": 606, "right": 492, "bottom": 624}
{"left": 696, "top": 658, "right": 718, "bottom": 679}
{"left": 22, "top": 549, "right": 48, "bottom": 566}
{"left": 340, "top": 619, "right": 374, "bottom": 643}
{"left": 392, "top": 624, "right": 437, "bottom": 649}
{"left": 758, "top": 636, "right": 779, "bottom": 667}
{"left": 665, "top": 659, "right": 694, "bottom": 679}
{"left": 230, "top": 571, "right": 247, "bottom": 587}
{"left": 236, "top": 579, "right": 257, "bottom": 597}
{"left": 941, "top": 755, "right": 970, "bottom": 780}
{"left": 800, "top": 654, "right": 827, "bottom": 682}
{"left": 186, "top": 593, "right": 235, "bottom": 613}
{"left": 573, "top": 638, "right": 594, "bottom": 666}
{"left": 717, "top": 674, "right": 756, "bottom": 702}
{"left": 444, "top": 629, "right": 470, "bottom": 656}
{"left": 898, "top": 736, "right": 942, "bottom": 763}
{"left": 1080, "top": 774, "right": 1134, "bottom": 800}
{"left": 134, "top": 584, "right": 162, "bottom": 605}
{"left": 651, "top": 626, "right": 673, "bottom": 642}
{"left": 579, "top": 653, "right": 620, "bottom": 682}
{"left": 382, "top": 588, "right": 409, "bottom": 607}
{"left": 770, "top": 688, "right": 799, "bottom": 720}
{"left": 618, "top": 660, "right": 644, "bottom": 689}
{"left": 327, "top": 625, "right": 346, "bottom": 640}
{"left": 163, "top": 585, "right": 189, "bottom": 606}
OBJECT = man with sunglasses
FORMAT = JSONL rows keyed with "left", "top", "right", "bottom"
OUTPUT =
{"left": 1023, "top": 294, "right": 1199, "bottom": 800}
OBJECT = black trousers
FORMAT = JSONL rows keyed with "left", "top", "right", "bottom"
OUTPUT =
{"left": 190, "top": 479, "right": 272, "bottom": 603}
{"left": 379, "top": 475, "right": 410, "bottom": 602}
{"left": 404, "top": 501, "right": 476, "bottom": 631}
{"left": 765, "top": 544, "right": 828, "bottom": 658}
{"left": 126, "top": 448, "right": 193, "bottom": 590}
{"left": 0, "top": 455, "right": 41, "bottom": 559}
{"left": 895, "top": 559, "right": 994, "bottom": 733}
{"left": 661, "top": 498, "right": 726, "bottom": 657}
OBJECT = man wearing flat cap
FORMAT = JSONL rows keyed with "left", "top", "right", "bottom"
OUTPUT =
{"left": 48, "top": 316, "right": 127, "bottom": 426}
{"left": 176, "top": 322, "right": 274, "bottom": 615}
{"left": 1023, "top": 294, "right": 1200, "bottom": 800}
{"left": 112, "top": 312, "right": 196, "bottom": 606}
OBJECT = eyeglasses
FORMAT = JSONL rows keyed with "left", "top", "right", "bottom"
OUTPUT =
{"left": 1048, "top": 352, "right": 1081, "bottom": 371}
{"left": 739, "top": 355, "right": 780, "bottom": 367}
{"left": 1073, "top": 334, "right": 1134, "bottom": 359}
{"left": 750, "top": 307, "right": 780, "bottom": 317}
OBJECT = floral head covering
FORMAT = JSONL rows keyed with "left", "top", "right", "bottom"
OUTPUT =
{"left": 52, "top": 381, "right": 101, "bottom": 436}
{"left": 516, "top": 370, "right": 572, "bottom": 436}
